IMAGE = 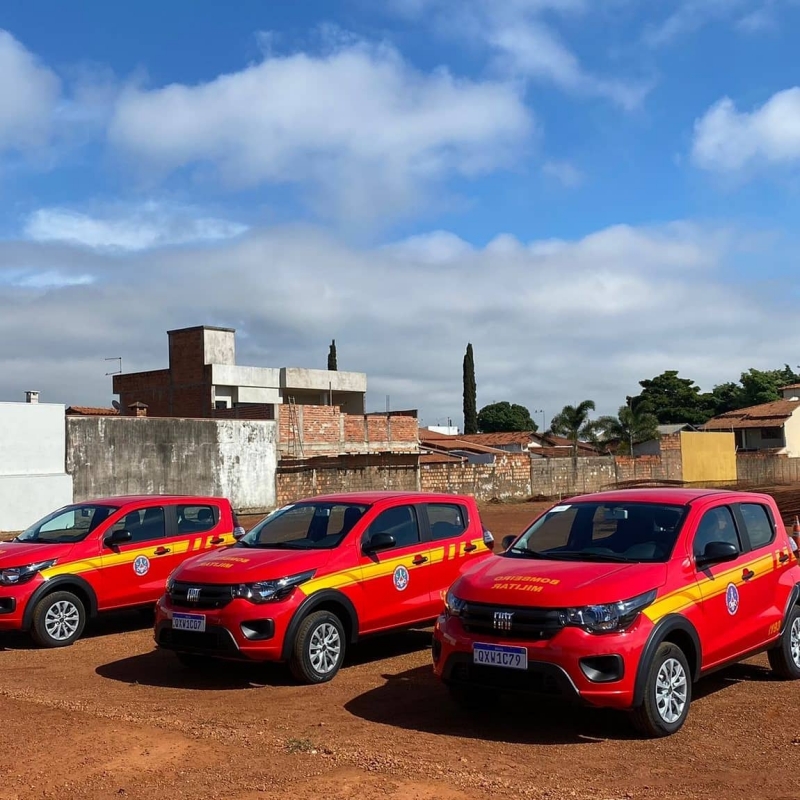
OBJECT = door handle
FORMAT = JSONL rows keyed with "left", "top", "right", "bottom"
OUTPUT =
{"left": 210, "top": 537, "right": 224, "bottom": 545}
{"left": 412, "top": 554, "right": 428, "bottom": 565}
{"left": 780, "top": 552, "right": 790, "bottom": 564}
{"left": 742, "top": 568, "right": 755, "bottom": 581}
{"left": 464, "top": 543, "right": 477, "bottom": 553}
{"left": 154, "top": 547, "right": 171, "bottom": 556}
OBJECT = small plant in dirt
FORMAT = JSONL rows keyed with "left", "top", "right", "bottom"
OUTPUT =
{"left": 285, "top": 737, "right": 331, "bottom": 755}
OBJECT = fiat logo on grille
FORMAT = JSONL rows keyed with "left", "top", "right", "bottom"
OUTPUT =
{"left": 493, "top": 611, "right": 514, "bottom": 631}
{"left": 186, "top": 588, "right": 201, "bottom": 603}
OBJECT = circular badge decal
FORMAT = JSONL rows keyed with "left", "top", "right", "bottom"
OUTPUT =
{"left": 393, "top": 565, "right": 410, "bottom": 592}
{"left": 133, "top": 555, "right": 150, "bottom": 576}
{"left": 725, "top": 582, "right": 739, "bottom": 615}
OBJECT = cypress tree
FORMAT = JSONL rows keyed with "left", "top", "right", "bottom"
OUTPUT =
{"left": 463, "top": 343, "right": 477, "bottom": 434}
{"left": 327, "top": 339, "right": 338, "bottom": 371}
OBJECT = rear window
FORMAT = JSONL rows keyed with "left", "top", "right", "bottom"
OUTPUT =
{"left": 177, "top": 505, "right": 218, "bottom": 534}
{"left": 427, "top": 503, "right": 468, "bottom": 540}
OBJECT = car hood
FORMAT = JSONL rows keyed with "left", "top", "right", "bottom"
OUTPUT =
{"left": 453, "top": 554, "right": 669, "bottom": 607}
{"left": 0, "top": 540, "right": 74, "bottom": 567}
{"left": 172, "top": 545, "right": 332, "bottom": 583}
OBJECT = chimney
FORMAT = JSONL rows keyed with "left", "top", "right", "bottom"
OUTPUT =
{"left": 128, "top": 401, "right": 148, "bottom": 417}
{"left": 25, "top": 391, "right": 39, "bottom": 404}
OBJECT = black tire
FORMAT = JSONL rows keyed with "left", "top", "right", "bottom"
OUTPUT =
{"left": 175, "top": 651, "right": 215, "bottom": 670}
{"left": 30, "top": 591, "right": 86, "bottom": 648}
{"left": 288, "top": 610, "right": 346, "bottom": 684}
{"left": 768, "top": 605, "right": 800, "bottom": 679}
{"left": 630, "top": 642, "right": 692, "bottom": 738}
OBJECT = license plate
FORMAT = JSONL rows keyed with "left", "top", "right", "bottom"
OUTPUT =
{"left": 473, "top": 643, "right": 528, "bottom": 670}
{"left": 172, "top": 612, "right": 206, "bottom": 632}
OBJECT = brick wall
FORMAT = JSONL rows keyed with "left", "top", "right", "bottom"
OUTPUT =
{"left": 113, "top": 369, "right": 173, "bottom": 416}
{"left": 276, "top": 454, "right": 419, "bottom": 506}
{"left": 736, "top": 451, "right": 800, "bottom": 486}
{"left": 278, "top": 405, "right": 418, "bottom": 457}
{"left": 212, "top": 404, "right": 275, "bottom": 420}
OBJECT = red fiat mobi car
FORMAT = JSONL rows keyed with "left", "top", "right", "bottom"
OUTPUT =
{"left": 154, "top": 492, "right": 494, "bottom": 682}
{"left": 0, "top": 496, "right": 242, "bottom": 647}
{"left": 433, "top": 488, "right": 800, "bottom": 737}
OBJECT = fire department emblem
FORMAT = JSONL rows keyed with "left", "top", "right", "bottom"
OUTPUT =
{"left": 726, "top": 582, "right": 739, "bottom": 615}
{"left": 393, "top": 565, "right": 410, "bottom": 592}
{"left": 133, "top": 555, "right": 150, "bottom": 576}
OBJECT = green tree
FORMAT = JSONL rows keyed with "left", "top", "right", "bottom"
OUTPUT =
{"left": 595, "top": 405, "right": 660, "bottom": 455}
{"left": 708, "top": 381, "right": 744, "bottom": 416}
{"left": 549, "top": 400, "right": 597, "bottom": 457}
{"left": 327, "top": 339, "right": 337, "bottom": 371}
{"left": 738, "top": 366, "right": 800, "bottom": 406}
{"left": 463, "top": 343, "right": 477, "bottom": 435}
{"left": 630, "top": 370, "right": 711, "bottom": 426}
{"left": 477, "top": 401, "right": 537, "bottom": 433}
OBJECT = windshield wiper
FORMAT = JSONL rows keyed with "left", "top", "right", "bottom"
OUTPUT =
{"left": 546, "top": 551, "right": 631, "bottom": 563}
{"left": 508, "top": 547, "right": 561, "bottom": 559}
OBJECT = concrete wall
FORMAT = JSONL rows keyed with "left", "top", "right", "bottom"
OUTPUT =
{"left": 680, "top": 431, "right": 736, "bottom": 483}
{"left": 67, "top": 416, "right": 277, "bottom": 513}
{"left": 276, "top": 454, "right": 418, "bottom": 506}
{"left": 0, "top": 402, "right": 73, "bottom": 531}
{"left": 282, "top": 367, "right": 366, "bottom": 394}
{"left": 736, "top": 452, "right": 800, "bottom": 486}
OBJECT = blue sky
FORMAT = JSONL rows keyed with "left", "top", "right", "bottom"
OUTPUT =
{"left": 2, "top": 0, "right": 800, "bottom": 426}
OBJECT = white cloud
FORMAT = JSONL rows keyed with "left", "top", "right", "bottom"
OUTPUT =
{"left": 0, "top": 29, "right": 60, "bottom": 151}
{"left": 0, "top": 218, "right": 794, "bottom": 426}
{"left": 24, "top": 202, "right": 248, "bottom": 252}
{"left": 542, "top": 159, "right": 584, "bottom": 187}
{"left": 692, "top": 88, "right": 800, "bottom": 172}
{"left": 107, "top": 41, "right": 532, "bottom": 221}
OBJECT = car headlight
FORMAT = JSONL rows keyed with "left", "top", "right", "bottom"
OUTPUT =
{"left": 558, "top": 590, "right": 657, "bottom": 634}
{"left": 444, "top": 589, "right": 467, "bottom": 616}
{"left": 232, "top": 570, "right": 316, "bottom": 604}
{"left": 165, "top": 573, "right": 175, "bottom": 592}
{"left": 0, "top": 559, "right": 57, "bottom": 587}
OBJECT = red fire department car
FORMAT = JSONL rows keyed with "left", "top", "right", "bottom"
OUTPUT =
{"left": 433, "top": 488, "right": 800, "bottom": 737}
{"left": 0, "top": 496, "right": 241, "bottom": 647}
{"left": 154, "top": 491, "right": 494, "bottom": 682}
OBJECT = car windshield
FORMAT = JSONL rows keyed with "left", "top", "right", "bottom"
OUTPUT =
{"left": 507, "top": 500, "right": 686, "bottom": 563}
{"left": 15, "top": 504, "right": 119, "bottom": 544}
{"left": 238, "top": 502, "right": 370, "bottom": 550}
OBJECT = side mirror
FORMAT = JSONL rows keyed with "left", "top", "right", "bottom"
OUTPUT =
{"left": 233, "top": 526, "right": 246, "bottom": 541}
{"left": 363, "top": 532, "right": 396, "bottom": 554}
{"left": 104, "top": 529, "right": 132, "bottom": 547}
{"left": 502, "top": 535, "right": 516, "bottom": 551}
{"left": 696, "top": 541, "right": 738, "bottom": 568}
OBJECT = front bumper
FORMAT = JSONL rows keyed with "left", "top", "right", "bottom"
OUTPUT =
{"left": 154, "top": 594, "right": 298, "bottom": 662}
{"left": 0, "top": 581, "right": 39, "bottom": 631}
{"left": 432, "top": 613, "right": 649, "bottom": 710}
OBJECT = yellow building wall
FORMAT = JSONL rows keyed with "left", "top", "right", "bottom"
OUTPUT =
{"left": 680, "top": 431, "right": 737, "bottom": 484}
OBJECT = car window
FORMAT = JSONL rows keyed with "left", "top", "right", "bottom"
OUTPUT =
{"left": 427, "top": 503, "right": 468, "bottom": 540}
{"left": 367, "top": 505, "right": 421, "bottom": 549}
{"left": 738, "top": 503, "right": 775, "bottom": 549}
{"left": 17, "top": 505, "right": 117, "bottom": 543}
{"left": 177, "top": 505, "right": 217, "bottom": 534}
{"left": 111, "top": 507, "right": 166, "bottom": 544}
{"left": 693, "top": 506, "right": 740, "bottom": 558}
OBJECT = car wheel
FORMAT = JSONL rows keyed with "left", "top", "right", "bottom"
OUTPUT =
{"left": 175, "top": 651, "right": 214, "bottom": 670}
{"left": 768, "top": 605, "right": 800, "bottom": 679}
{"left": 289, "top": 610, "right": 346, "bottom": 684}
{"left": 630, "top": 642, "right": 692, "bottom": 738}
{"left": 30, "top": 591, "right": 86, "bottom": 648}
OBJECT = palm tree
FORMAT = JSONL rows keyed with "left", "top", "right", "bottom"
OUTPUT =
{"left": 549, "top": 400, "right": 598, "bottom": 458}
{"left": 595, "top": 405, "right": 660, "bottom": 455}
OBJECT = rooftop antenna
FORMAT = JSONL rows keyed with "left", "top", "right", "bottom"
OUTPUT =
{"left": 105, "top": 357, "right": 122, "bottom": 376}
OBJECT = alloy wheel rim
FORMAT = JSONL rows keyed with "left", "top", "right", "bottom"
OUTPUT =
{"left": 790, "top": 618, "right": 800, "bottom": 669}
{"left": 655, "top": 657, "right": 688, "bottom": 724}
{"left": 44, "top": 600, "right": 80, "bottom": 641}
{"left": 309, "top": 623, "right": 342, "bottom": 674}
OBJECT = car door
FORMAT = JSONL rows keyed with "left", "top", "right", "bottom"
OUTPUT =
{"left": 422, "top": 501, "right": 482, "bottom": 611}
{"left": 174, "top": 501, "right": 231, "bottom": 562}
{"left": 732, "top": 501, "right": 786, "bottom": 646}
{"left": 357, "top": 503, "right": 433, "bottom": 632}
{"left": 692, "top": 504, "right": 762, "bottom": 667}
{"left": 99, "top": 505, "right": 176, "bottom": 609}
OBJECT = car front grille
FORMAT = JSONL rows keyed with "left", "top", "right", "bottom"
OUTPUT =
{"left": 169, "top": 582, "right": 234, "bottom": 609}
{"left": 461, "top": 601, "right": 564, "bottom": 640}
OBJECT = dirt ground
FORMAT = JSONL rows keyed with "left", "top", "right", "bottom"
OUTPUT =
{"left": 2, "top": 496, "right": 800, "bottom": 800}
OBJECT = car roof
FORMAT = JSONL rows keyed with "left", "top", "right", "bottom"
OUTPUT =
{"left": 565, "top": 487, "right": 739, "bottom": 505}
{"left": 77, "top": 495, "right": 226, "bottom": 506}
{"left": 295, "top": 491, "right": 472, "bottom": 504}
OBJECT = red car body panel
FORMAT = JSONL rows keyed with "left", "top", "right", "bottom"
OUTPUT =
{"left": 432, "top": 488, "right": 800, "bottom": 710}
{"left": 154, "top": 491, "right": 493, "bottom": 662}
{"left": 0, "top": 496, "right": 237, "bottom": 633}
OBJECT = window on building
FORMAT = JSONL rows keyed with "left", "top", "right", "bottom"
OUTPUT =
{"left": 760, "top": 427, "right": 783, "bottom": 440}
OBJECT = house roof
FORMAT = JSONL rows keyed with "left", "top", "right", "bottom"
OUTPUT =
{"left": 702, "top": 400, "right": 800, "bottom": 430}
{"left": 657, "top": 423, "right": 696, "bottom": 435}
{"left": 420, "top": 452, "right": 464, "bottom": 464}
{"left": 780, "top": 383, "right": 800, "bottom": 391}
{"left": 66, "top": 406, "right": 120, "bottom": 416}
{"left": 457, "top": 431, "right": 536, "bottom": 447}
